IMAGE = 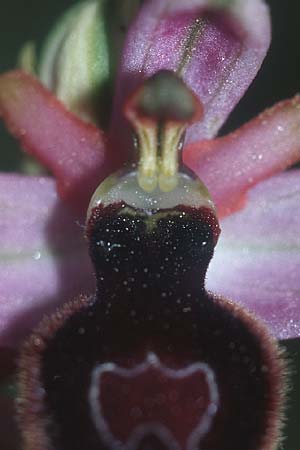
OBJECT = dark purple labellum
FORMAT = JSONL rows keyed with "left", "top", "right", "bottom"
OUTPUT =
{"left": 18, "top": 201, "right": 284, "bottom": 450}
{"left": 17, "top": 69, "right": 284, "bottom": 450}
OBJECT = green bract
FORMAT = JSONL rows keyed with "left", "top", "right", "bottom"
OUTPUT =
{"left": 37, "top": 0, "right": 140, "bottom": 126}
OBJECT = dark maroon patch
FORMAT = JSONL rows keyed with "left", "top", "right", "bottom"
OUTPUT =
{"left": 0, "top": 347, "right": 17, "bottom": 380}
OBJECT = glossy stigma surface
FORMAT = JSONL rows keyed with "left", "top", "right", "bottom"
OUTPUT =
{"left": 18, "top": 171, "right": 283, "bottom": 450}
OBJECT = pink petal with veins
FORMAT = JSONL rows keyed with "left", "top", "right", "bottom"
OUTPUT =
{"left": 0, "top": 71, "right": 116, "bottom": 214}
{"left": 184, "top": 96, "right": 300, "bottom": 217}
{"left": 110, "top": 0, "right": 270, "bottom": 155}
{"left": 0, "top": 175, "right": 94, "bottom": 348}
{"left": 206, "top": 170, "right": 300, "bottom": 340}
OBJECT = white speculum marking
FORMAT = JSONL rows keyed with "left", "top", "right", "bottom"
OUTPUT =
{"left": 89, "top": 352, "right": 219, "bottom": 450}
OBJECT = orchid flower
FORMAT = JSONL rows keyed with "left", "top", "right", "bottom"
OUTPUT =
{"left": 0, "top": 1, "right": 299, "bottom": 450}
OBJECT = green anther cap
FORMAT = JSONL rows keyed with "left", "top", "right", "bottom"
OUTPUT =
{"left": 137, "top": 71, "right": 200, "bottom": 123}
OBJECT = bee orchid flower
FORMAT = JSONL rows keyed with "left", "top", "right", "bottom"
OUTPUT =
{"left": 0, "top": 1, "right": 299, "bottom": 450}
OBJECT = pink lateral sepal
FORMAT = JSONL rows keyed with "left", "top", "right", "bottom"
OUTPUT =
{"left": 184, "top": 95, "right": 300, "bottom": 217}
{"left": 207, "top": 170, "right": 300, "bottom": 340}
{"left": 0, "top": 71, "right": 116, "bottom": 214}
{"left": 0, "top": 174, "right": 94, "bottom": 348}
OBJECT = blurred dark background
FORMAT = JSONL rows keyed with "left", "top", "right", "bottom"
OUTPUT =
{"left": 0, "top": 1, "right": 299, "bottom": 449}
